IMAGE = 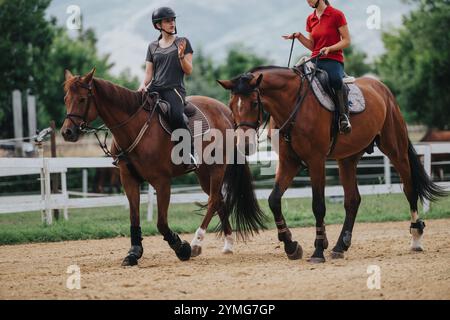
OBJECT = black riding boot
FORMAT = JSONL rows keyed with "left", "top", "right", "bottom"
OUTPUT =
{"left": 182, "top": 115, "right": 199, "bottom": 173}
{"left": 336, "top": 89, "right": 352, "bottom": 134}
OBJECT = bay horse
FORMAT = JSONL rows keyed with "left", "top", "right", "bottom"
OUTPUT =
{"left": 61, "top": 68, "right": 266, "bottom": 266}
{"left": 420, "top": 129, "right": 450, "bottom": 181}
{"left": 218, "top": 65, "right": 447, "bottom": 263}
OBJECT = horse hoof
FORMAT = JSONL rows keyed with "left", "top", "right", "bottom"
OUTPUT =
{"left": 176, "top": 241, "right": 192, "bottom": 261}
{"left": 331, "top": 251, "right": 345, "bottom": 259}
{"left": 222, "top": 248, "right": 234, "bottom": 255}
{"left": 191, "top": 245, "right": 202, "bottom": 257}
{"left": 411, "top": 246, "right": 424, "bottom": 252}
{"left": 308, "top": 256, "right": 326, "bottom": 264}
{"left": 286, "top": 242, "right": 303, "bottom": 260}
{"left": 122, "top": 255, "right": 138, "bottom": 267}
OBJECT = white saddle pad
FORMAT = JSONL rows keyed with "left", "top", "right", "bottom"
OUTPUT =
{"left": 303, "top": 61, "right": 366, "bottom": 114}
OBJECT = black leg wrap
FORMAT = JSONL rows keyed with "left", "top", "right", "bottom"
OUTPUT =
{"left": 130, "top": 226, "right": 143, "bottom": 246}
{"left": 164, "top": 231, "right": 191, "bottom": 261}
{"left": 342, "top": 231, "right": 352, "bottom": 248}
{"left": 164, "top": 231, "right": 181, "bottom": 250}
{"left": 122, "top": 226, "right": 144, "bottom": 266}
{"left": 314, "top": 225, "right": 328, "bottom": 249}
{"left": 332, "top": 230, "right": 352, "bottom": 254}
{"left": 410, "top": 219, "right": 426, "bottom": 235}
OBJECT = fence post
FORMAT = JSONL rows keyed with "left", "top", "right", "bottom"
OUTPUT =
{"left": 12, "top": 90, "right": 24, "bottom": 157}
{"left": 383, "top": 155, "right": 391, "bottom": 186}
{"left": 423, "top": 145, "right": 432, "bottom": 213}
{"left": 27, "top": 93, "right": 37, "bottom": 147}
{"left": 50, "top": 121, "right": 60, "bottom": 221}
{"left": 40, "top": 166, "right": 46, "bottom": 223}
{"left": 61, "top": 170, "right": 69, "bottom": 220}
{"left": 147, "top": 184, "right": 154, "bottom": 222}
{"left": 82, "top": 169, "right": 88, "bottom": 197}
{"left": 43, "top": 158, "right": 53, "bottom": 225}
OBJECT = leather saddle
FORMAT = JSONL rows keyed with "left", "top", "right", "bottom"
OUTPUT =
{"left": 146, "top": 92, "right": 211, "bottom": 137}
{"left": 148, "top": 91, "right": 197, "bottom": 120}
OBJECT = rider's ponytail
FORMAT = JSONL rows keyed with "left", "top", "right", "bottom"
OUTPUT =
{"left": 324, "top": 0, "right": 330, "bottom": 5}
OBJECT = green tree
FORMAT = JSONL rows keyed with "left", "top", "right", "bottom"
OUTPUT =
{"left": 344, "top": 45, "right": 373, "bottom": 77}
{"left": 35, "top": 26, "right": 113, "bottom": 129}
{"left": 186, "top": 48, "right": 226, "bottom": 102}
{"left": 187, "top": 45, "right": 271, "bottom": 103}
{"left": 0, "top": 0, "right": 140, "bottom": 138}
{"left": 36, "top": 26, "right": 140, "bottom": 129}
{"left": 216, "top": 44, "right": 271, "bottom": 81}
{"left": 0, "top": 0, "right": 54, "bottom": 138}
{"left": 376, "top": 0, "right": 450, "bottom": 129}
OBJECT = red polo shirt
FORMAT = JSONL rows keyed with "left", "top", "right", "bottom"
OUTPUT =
{"left": 306, "top": 5, "right": 347, "bottom": 63}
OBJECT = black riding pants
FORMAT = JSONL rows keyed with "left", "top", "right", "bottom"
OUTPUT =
{"left": 148, "top": 85, "right": 194, "bottom": 156}
{"left": 149, "top": 85, "right": 187, "bottom": 131}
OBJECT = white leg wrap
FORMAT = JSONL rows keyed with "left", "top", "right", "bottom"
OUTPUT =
{"left": 222, "top": 234, "right": 234, "bottom": 254}
{"left": 191, "top": 228, "right": 206, "bottom": 247}
{"left": 411, "top": 228, "right": 424, "bottom": 251}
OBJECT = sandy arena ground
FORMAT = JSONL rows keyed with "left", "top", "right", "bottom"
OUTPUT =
{"left": 1, "top": 219, "right": 449, "bottom": 300}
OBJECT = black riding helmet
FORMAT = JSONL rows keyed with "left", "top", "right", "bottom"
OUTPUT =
{"left": 152, "top": 7, "right": 177, "bottom": 30}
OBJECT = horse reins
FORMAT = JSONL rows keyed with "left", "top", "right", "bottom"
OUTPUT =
{"left": 65, "top": 81, "right": 157, "bottom": 160}
{"left": 234, "top": 88, "right": 270, "bottom": 141}
{"left": 278, "top": 53, "right": 323, "bottom": 143}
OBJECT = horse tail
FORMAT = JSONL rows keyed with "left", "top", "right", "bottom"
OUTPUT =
{"left": 220, "top": 148, "right": 267, "bottom": 240}
{"left": 407, "top": 139, "right": 448, "bottom": 203}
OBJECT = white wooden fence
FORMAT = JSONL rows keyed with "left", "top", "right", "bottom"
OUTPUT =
{"left": 0, "top": 143, "right": 449, "bottom": 224}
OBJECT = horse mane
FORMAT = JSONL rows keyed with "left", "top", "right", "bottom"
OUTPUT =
{"left": 248, "top": 65, "right": 292, "bottom": 73}
{"left": 229, "top": 65, "right": 294, "bottom": 94}
{"left": 93, "top": 78, "right": 142, "bottom": 113}
{"left": 64, "top": 76, "right": 142, "bottom": 114}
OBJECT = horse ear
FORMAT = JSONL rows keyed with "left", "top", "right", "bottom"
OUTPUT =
{"left": 65, "top": 69, "right": 74, "bottom": 81}
{"left": 254, "top": 74, "right": 263, "bottom": 88}
{"left": 84, "top": 67, "right": 96, "bottom": 84}
{"left": 217, "top": 80, "right": 234, "bottom": 90}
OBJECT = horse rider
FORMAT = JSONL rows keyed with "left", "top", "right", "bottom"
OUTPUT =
{"left": 139, "top": 7, "right": 199, "bottom": 170}
{"left": 283, "top": 0, "right": 352, "bottom": 134}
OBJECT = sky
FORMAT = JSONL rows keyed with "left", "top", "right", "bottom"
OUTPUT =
{"left": 47, "top": 0, "right": 414, "bottom": 78}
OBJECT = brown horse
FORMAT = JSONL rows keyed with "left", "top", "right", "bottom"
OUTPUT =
{"left": 61, "top": 68, "right": 266, "bottom": 266}
{"left": 218, "top": 65, "right": 447, "bottom": 263}
{"left": 420, "top": 129, "right": 450, "bottom": 181}
{"left": 94, "top": 166, "right": 122, "bottom": 194}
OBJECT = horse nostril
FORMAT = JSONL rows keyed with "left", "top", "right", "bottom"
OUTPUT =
{"left": 65, "top": 128, "right": 73, "bottom": 137}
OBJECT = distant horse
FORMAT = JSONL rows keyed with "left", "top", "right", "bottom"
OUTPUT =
{"left": 218, "top": 65, "right": 447, "bottom": 263}
{"left": 61, "top": 68, "right": 265, "bottom": 266}
{"left": 93, "top": 166, "right": 122, "bottom": 194}
{"left": 420, "top": 129, "right": 450, "bottom": 181}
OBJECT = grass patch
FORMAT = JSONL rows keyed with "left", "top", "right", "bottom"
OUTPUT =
{"left": 0, "top": 193, "right": 449, "bottom": 245}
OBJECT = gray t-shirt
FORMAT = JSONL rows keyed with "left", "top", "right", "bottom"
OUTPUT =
{"left": 146, "top": 37, "right": 193, "bottom": 94}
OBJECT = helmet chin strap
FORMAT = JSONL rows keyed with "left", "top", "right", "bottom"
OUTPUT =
{"left": 160, "top": 27, "right": 177, "bottom": 36}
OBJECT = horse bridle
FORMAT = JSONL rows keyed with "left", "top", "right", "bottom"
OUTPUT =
{"left": 234, "top": 88, "right": 266, "bottom": 133}
{"left": 65, "top": 81, "right": 149, "bottom": 134}
{"left": 65, "top": 82, "right": 96, "bottom": 133}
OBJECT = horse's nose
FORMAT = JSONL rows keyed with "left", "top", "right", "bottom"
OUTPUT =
{"left": 64, "top": 128, "right": 73, "bottom": 138}
{"left": 62, "top": 128, "right": 76, "bottom": 141}
{"left": 64, "top": 128, "right": 73, "bottom": 137}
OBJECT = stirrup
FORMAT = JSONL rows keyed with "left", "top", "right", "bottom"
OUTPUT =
{"left": 339, "top": 115, "right": 352, "bottom": 134}
{"left": 184, "top": 153, "right": 199, "bottom": 173}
